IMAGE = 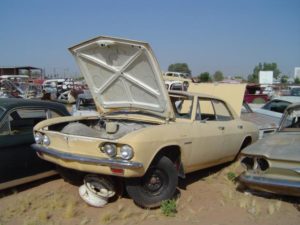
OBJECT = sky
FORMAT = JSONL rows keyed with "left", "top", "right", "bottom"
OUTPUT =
{"left": 0, "top": 0, "right": 299, "bottom": 78}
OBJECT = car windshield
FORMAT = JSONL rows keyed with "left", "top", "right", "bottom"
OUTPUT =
{"left": 280, "top": 107, "right": 300, "bottom": 132}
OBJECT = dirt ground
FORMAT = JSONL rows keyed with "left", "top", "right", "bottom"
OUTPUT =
{"left": 0, "top": 162, "right": 299, "bottom": 225}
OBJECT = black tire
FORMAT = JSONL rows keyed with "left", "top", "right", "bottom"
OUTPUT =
{"left": 56, "top": 166, "right": 85, "bottom": 186}
{"left": 125, "top": 156, "right": 178, "bottom": 208}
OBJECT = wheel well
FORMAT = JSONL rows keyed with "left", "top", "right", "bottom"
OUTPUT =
{"left": 152, "top": 145, "right": 184, "bottom": 178}
{"left": 240, "top": 136, "right": 252, "bottom": 150}
{"left": 154, "top": 145, "right": 181, "bottom": 163}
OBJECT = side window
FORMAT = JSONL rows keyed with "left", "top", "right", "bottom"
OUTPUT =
{"left": 281, "top": 109, "right": 300, "bottom": 131}
{"left": 10, "top": 109, "right": 47, "bottom": 133}
{"left": 196, "top": 99, "right": 216, "bottom": 121}
{"left": 17, "top": 109, "right": 46, "bottom": 119}
{"left": 46, "top": 109, "right": 62, "bottom": 119}
{"left": 212, "top": 100, "right": 233, "bottom": 121}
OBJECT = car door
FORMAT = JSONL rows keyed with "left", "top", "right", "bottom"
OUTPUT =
{"left": 188, "top": 98, "right": 225, "bottom": 171}
{"left": 211, "top": 99, "right": 243, "bottom": 159}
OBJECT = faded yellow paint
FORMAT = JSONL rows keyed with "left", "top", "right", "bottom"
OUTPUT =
{"left": 33, "top": 91, "right": 258, "bottom": 179}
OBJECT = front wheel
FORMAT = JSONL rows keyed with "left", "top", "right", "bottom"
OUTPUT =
{"left": 125, "top": 156, "right": 178, "bottom": 208}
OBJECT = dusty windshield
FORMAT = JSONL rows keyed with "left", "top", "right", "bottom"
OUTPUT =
{"left": 280, "top": 107, "right": 300, "bottom": 132}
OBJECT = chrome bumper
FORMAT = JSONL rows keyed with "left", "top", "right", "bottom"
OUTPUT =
{"left": 239, "top": 173, "right": 300, "bottom": 197}
{"left": 31, "top": 144, "right": 143, "bottom": 169}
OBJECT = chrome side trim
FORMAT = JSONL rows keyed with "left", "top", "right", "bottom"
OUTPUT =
{"left": 239, "top": 173, "right": 300, "bottom": 196}
{"left": 31, "top": 144, "right": 143, "bottom": 169}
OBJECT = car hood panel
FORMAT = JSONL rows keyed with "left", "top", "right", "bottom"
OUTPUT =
{"left": 69, "top": 36, "right": 174, "bottom": 120}
{"left": 240, "top": 112, "right": 280, "bottom": 129}
{"left": 242, "top": 132, "right": 300, "bottom": 161}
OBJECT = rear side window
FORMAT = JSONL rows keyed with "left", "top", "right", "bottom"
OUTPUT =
{"left": 196, "top": 98, "right": 232, "bottom": 121}
{"left": 281, "top": 108, "right": 300, "bottom": 131}
{"left": 212, "top": 100, "right": 233, "bottom": 121}
{"left": 196, "top": 99, "right": 215, "bottom": 121}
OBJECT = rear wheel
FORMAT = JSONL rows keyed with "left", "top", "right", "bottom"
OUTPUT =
{"left": 125, "top": 156, "right": 178, "bottom": 208}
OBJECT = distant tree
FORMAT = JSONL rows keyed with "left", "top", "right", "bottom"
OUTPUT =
{"left": 198, "top": 72, "right": 211, "bottom": 82}
{"left": 249, "top": 62, "right": 281, "bottom": 83}
{"left": 295, "top": 77, "right": 300, "bottom": 84}
{"left": 280, "top": 75, "right": 289, "bottom": 84}
{"left": 234, "top": 75, "right": 244, "bottom": 80}
{"left": 75, "top": 76, "right": 85, "bottom": 81}
{"left": 247, "top": 74, "right": 258, "bottom": 83}
{"left": 168, "top": 63, "right": 191, "bottom": 75}
{"left": 213, "top": 70, "right": 224, "bottom": 81}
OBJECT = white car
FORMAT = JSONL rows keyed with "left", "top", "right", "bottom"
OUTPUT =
{"left": 164, "top": 80, "right": 188, "bottom": 91}
{"left": 254, "top": 96, "right": 300, "bottom": 119}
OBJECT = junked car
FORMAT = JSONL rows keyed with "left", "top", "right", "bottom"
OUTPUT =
{"left": 253, "top": 96, "right": 300, "bottom": 119}
{"left": 164, "top": 80, "right": 188, "bottom": 91}
{"left": 0, "top": 98, "right": 70, "bottom": 190}
{"left": 239, "top": 103, "right": 300, "bottom": 197}
{"left": 31, "top": 36, "right": 259, "bottom": 208}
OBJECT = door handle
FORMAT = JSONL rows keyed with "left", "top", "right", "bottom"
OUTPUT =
{"left": 237, "top": 125, "right": 243, "bottom": 129}
{"left": 218, "top": 126, "right": 225, "bottom": 130}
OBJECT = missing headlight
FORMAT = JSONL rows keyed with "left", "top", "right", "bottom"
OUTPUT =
{"left": 257, "top": 158, "right": 269, "bottom": 171}
{"left": 241, "top": 157, "right": 254, "bottom": 170}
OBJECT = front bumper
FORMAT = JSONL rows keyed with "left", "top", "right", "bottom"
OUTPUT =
{"left": 31, "top": 144, "right": 143, "bottom": 170}
{"left": 239, "top": 173, "right": 300, "bottom": 197}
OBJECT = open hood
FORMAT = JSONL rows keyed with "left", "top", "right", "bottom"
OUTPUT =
{"left": 69, "top": 36, "right": 174, "bottom": 120}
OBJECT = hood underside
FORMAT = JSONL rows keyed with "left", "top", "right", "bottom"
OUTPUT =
{"left": 69, "top": 36, "right": 174, "bottom": 120}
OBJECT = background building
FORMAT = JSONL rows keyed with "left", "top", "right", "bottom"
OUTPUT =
{"left": 294, "top": 67, "right": 300, "bottom": 79}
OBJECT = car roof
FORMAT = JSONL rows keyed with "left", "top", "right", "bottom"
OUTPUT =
{"left": 169, "top": 90, "right": 223, "bottom": 101}
{"left": 0, "top": 98, "right": 70, "bottom": 115}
